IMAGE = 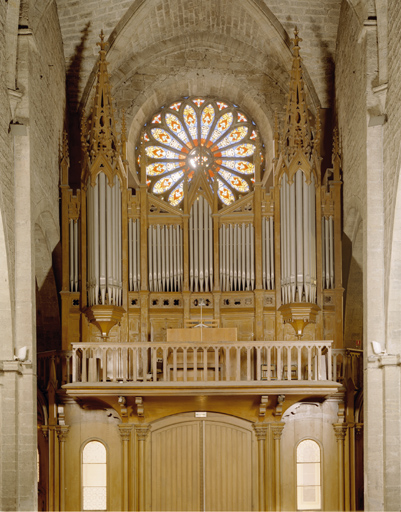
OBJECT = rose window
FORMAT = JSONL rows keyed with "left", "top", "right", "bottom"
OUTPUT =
{"left": 141, "top": 97, "right": 261, "bottom": 207}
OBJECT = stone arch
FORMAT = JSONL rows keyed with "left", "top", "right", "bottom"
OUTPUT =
{"left": 80, "top": 0, "right": 320, "bottom": 109}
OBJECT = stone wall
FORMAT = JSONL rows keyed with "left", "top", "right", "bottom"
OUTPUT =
{"left": 0, "top": 0, "right": 65, "bottom": 509}
{"left": 55, "top": 0, "right": 341, "bottom": 110}
{"left": 334, "top": 0, "right": 366, "bottom": 345}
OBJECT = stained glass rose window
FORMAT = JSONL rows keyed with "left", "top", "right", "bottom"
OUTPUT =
{"left": 139, "top": 97, "right": 261, "bottom": 207}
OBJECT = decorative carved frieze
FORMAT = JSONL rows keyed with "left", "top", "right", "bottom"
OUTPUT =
{"left": 68, "top": 191, "right": 81, "bottom": 221}
{"left": 221, "top": 295, "right": 254, "bottom": 307}
{"left": 149, "top": 295, "right": 183, "bottom": 308}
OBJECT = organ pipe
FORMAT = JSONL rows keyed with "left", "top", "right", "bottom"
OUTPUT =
{"left": 128, "top": 219, "right": 141, "bottom": 291}
{"left": 69, "top": 219, "right": 79, "bottom": 292}
{"left": 86, "top": 173, "right": 122, "bottom": 306}
{"left": 262, "top": 217, "right": 275, "bottom": 290}
{"left": 322, "top": 215, "right": 335, "bottom": 289}
{"left": 280, "top": 170, "right": 316, "bottom": 304}
{"left": 189, "top": 196, "right": 214, "bottom": 293}
{"left": 148, "top": 225, "right": 183, "bottom": 292}
{"left": 219, "top": 223, "right": 255, "bottom": 292}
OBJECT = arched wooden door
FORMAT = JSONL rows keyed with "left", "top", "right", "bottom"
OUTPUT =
{"left": 150, "top": 413, "right": 256, "bottom": 511}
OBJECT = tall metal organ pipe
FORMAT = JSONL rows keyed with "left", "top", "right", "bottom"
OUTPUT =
{"left": 321, "top": 215, "right": 334, "bottom": 289}
{"left": 148, "top": 224, "right": 183, "bottom": 292}
{"left": 262, "top": 217, "right": 275, "bottom": 290}
{"left": 219, "top": 222, "right": 255, "bottom": 292}
{"left": 128, "top": 218, "right": 141, "bottom": 291}
{"left": 69, "top": 219, "right": 79, "bottom": 292}
{"left": 189, "top": 196, "right": 214, "bottom": 292}
{"left": 280, "top": 170, "right": 316, "bottom": 304}
{"left": 86, "top": 174, "right": 123, "bottom": 306}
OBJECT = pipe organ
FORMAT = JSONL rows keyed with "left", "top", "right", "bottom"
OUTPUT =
{"left": 59, "top": 29, "right": 344, "bottom": 352}
{"left": 148, "top": 224, "right": 183, "bottom": 292}
{"left": 219, "top": 223, "right": 255, "bottom": 292}
{"left": 86, "top": 174, "right": 122, "bottom": 307}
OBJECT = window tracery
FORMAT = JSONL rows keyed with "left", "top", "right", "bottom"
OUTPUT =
{"left": 141, "top": 97, "right": 261, "bottom": 207}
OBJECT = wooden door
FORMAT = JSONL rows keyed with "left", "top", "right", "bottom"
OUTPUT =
{"left": 150, "top": 413, "right": 255, "bottom": 511}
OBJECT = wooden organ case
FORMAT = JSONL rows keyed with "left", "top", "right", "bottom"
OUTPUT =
{"left": 59, "top": 32, "right": 343, "bottom": 355}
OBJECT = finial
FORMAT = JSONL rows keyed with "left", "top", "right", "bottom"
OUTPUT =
{"left": 121, "top": 109, "right": 127, "bottom": 160}
{"left": 62, "top": 130, "right": 69, "bottom": 160}
{"left": 97, "top": 30, "right": 108, "bottom": 57}
{"left": 332, "top": 127, "right": 340, "bottom": 156}
{"left": 291, "top": 27, "right": 302, "bottom": 57}
{"left": 315, "top": 109, "right": 321, "bottom": 148}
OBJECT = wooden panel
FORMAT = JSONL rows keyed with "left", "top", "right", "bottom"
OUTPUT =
{"left": 151, "top": 421, "right": 201, "bottom": 511}
{"left": 167, "top": 327, "right": 237, "bottom": 342}
{"left": 204, "top": 421, "right": 253, "bottom": 511}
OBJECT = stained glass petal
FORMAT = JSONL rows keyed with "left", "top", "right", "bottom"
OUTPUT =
{"left": 146, "top": 146, "right": 179, "bottom": 159}
{"left": 201, "top": 105, "right": 215, "bottom": 141}
{"left": 168, "top": 182, "right": 184, "bottom": 206}
{"left": 193, "top": 98, "right": 205, "bottom": 107}
{"left": 217, "top": 126, "right": 248, "bottom": 149}
{"left": 220, "top": 143, "right": 256, "bottom": 158}
{"left": 210, "top": 112, "right": 233, "bottom": 143}
{"left": 170, "top": 102, "right": 181, "bottom": 111}
{"left": 221, "top": 160, "right": 255, "bottom": 175}
{"left": 216, "top": 101, "right": 228, "bottom": 110}
{"left": 165, "top": 114, "right": 189, "bottom": 144}
{"left": 217, "top": 179, "right": 235, "bottom": 205}
{"left": 151, "top": 128, "right": 183, "bottom": 150}
{"left": 153, "top": 171, "right": 183, "bottom": 194}
{"left": 183, "top": 105, "right": 198, "bottom": 141}
{"left": 146, "top": 162, "right": 181, "bottom": 176}
{"left": 219, "top": 170, "right": 250, "bottom": 193}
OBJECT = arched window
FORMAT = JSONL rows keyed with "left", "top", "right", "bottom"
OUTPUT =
{"left": 141, "top": 97, "right": 260, "bottom": 207}
{"left": 296, "top": 439, "right": 321, "bottom": 510}
{"left": 82, "top": 440, "right": 107, "bottom": 511}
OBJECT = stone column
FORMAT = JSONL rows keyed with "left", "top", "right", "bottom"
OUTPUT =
{"left": 118, "top": 424, "right": 134, "bottom": 511}
{"left": 253, "top": 423, "right": 268, "bottom": 511}
{"left": 135, "top": 424, "right": 150, "bottom": 512}
{"left": 55, "top": 427, "right": 69, "bottom": 512}
{"left": 271, "top": 423, "right": 285, "bottom": 511}
{"left": 333, "top": 424, "right": 347, "bottom": 511}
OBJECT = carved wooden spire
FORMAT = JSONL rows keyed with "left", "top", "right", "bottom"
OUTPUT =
{"left": 81, "top": 31, "right": 120, "bottom": 166}
{"left": 280, "top": 28, "right": 319, "bottom": 164}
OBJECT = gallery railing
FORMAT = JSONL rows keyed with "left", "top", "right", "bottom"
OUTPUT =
{"left": 37, "top": 343, "right": 363, "bottom": 388}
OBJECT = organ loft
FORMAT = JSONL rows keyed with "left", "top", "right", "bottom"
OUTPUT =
{"left": 33, "top": 28, "right": 364, "bottom": 512}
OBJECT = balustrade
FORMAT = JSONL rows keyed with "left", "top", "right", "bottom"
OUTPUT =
{"left": 38, "top": 344, "right": 362, "bottom": 389}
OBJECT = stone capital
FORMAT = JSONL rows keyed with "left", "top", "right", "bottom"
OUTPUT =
{"left": 253, "top": 422, "right": 268, "bottom": 441}
{"left": 135, "top": 423, "right": 151, "bottom": 441}
{"left": 56, "top": 426, "right": 70, "bottom": 442}
{"left": 355, "top": 423, "right": 363, "bottom": 438}
{"left": 333, "top": 423, "right": 348, "bottom": 441}
{"left": 118, "top": 423, "right": 134, "bottom": 442}
{"left": 271, "top": 422, "right": 285, "bottom": 440}
{"left": 40, "top": 425, "right": 49, "bottom": 440}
